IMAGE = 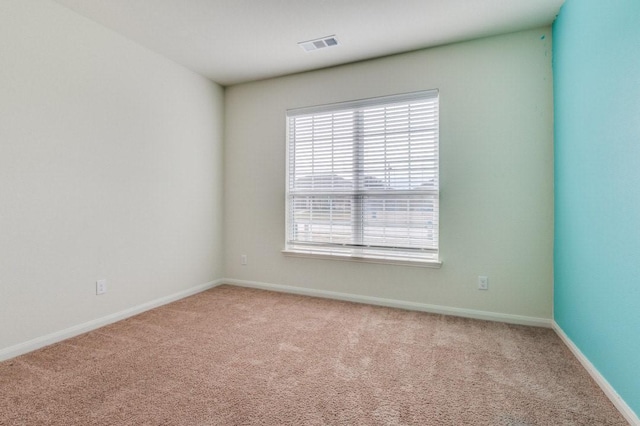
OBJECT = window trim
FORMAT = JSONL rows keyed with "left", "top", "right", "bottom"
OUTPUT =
{"left": 281, "top": 249, "right": 443, "bottom": 268}
{"left": 286, "top": 90, "right": 438, "bottom": 118}
{"left": 285, "top": 90, "right": 440, "bottom": 266}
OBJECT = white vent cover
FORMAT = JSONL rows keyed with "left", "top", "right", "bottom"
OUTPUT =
{"left": 298, "top": 35, "right": 339, "bottom": 52}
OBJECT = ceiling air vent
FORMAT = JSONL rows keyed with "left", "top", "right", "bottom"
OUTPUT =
{"left": 298, "top": 35, "right": 339, "bottom": 52}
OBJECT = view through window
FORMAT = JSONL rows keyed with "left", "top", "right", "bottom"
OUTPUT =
{"left": 286, "top": 90, "right": 439, "bottom": 263}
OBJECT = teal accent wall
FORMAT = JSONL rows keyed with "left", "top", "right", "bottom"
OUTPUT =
{"left": 554, "top": 0, "right": 640, "bottom": 416}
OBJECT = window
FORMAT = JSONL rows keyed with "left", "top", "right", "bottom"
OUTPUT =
{"left": 285, "top": 90, "right": 439, "bottom": 265}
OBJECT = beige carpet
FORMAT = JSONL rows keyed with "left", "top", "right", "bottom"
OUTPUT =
{"left": 0, "top": 285, "right": 627, "bottom": 425}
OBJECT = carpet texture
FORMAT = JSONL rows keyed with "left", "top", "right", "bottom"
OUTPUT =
{"left": 0, "top": 285, "right": 627, "bottom": 425}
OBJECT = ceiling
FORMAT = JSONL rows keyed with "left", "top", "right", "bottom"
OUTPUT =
{"left": 52, "top": 0, "right": 565, "bottom": 86}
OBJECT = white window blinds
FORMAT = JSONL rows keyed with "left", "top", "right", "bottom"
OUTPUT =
{"left": 286, "top": 90, "right": 439, "bottom": 263}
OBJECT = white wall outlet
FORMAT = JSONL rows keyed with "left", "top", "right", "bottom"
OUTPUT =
{"left": 478, "top": 276, "right": 489, "bottom": 291}
{"left": 241, "top": 254, "right": 247, "bottom": 265}
{"left": 96, "top": 279, "right": 107, "bottom": 295}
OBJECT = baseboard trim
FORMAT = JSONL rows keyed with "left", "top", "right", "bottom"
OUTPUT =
{"left": 552, "top": 321, "right": 639, "bottom": 426}
{"left": 0, "top": 279, "right": 224, "bottom": 362}
{"left": 222, "top": 278, "right": 552, "bottom": 328}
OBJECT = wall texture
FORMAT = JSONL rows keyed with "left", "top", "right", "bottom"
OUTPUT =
{"left": 224, "top": 28, "right": 554, "bottom": 321}
{"left": 554, "top": 0, "right": 640, "bottom": 416}
{"left": 0, "top": 0, "right": 224, "bottom": 352}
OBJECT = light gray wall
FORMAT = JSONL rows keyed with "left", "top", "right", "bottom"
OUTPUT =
{"left": 224, "top": 28, "right": 554, "bottom": 320}
{"left": 0, "top": 0, "right": 224, "bottom": 351}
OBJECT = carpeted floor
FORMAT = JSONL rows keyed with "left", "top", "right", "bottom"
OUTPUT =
{"left": 0, "top": 285, "right": 628, "bottom": 425}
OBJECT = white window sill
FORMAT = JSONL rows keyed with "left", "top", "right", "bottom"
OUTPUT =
{"left": 282, "top": 250, "right": 442, "bottom": 269}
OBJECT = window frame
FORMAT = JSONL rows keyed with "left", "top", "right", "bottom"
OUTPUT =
{"left": 284, "top": 90, "right": 441, "bottom": 268}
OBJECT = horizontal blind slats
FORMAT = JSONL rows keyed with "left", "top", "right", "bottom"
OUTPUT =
{"left": 287, "top": 90, "right": 439, "bottom": 261}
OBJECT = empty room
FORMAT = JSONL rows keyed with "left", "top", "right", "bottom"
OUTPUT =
{"left": 1, "top": 0, "right": 638, "bottom": 424}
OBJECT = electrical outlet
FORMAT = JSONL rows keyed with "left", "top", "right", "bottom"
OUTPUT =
{"left": 478, "top": 276, "right": 488, "bottom": 291}
{"left": 241, "top": 254, "right": 247, "bottom": 265}
{"left": 96, "top": 279, "right": 107, "bottom": 295}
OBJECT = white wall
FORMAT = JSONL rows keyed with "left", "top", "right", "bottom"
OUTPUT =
{"left": 0, "top": 1, "right": 553, "bottom": 356}
{"left": 0, "top": 0, "right": 224, "bottom": 351}
{"left": 224, "top": 28, "right": 554, "bottom": 320}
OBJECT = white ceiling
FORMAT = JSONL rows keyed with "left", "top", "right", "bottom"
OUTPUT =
{"left": 52, "top": 0, "right": 564, "bottom": 86}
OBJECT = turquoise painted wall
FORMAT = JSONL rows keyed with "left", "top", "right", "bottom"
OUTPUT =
{"left": 554, "top": 0, "right": 640, "bottom": 416}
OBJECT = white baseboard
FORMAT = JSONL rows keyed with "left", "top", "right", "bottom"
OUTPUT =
{"left": 553, "top": 321, "right": 639, "bottom": 426}
{"left": 222, "top": 278, "right": 552, "bottom": 328}
{"left": 0, "top": 279, "right": 224, "bottom": 362}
